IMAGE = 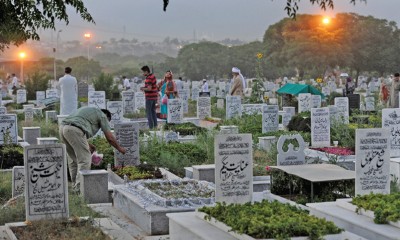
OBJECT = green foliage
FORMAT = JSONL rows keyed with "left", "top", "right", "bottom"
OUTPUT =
{"left": 0, "top": 145, "right": 24, "bottom": 169}
{"left": 0, "top": 172, "right": 11, "bottom": 205}
{"left": 92, "top": 72, "right": 114, "bottom": 99}
{"left": 89, "top": 136, "right": 114, "bottom": 170}
{"left": 199, "top": 200, "right": 342, "bottom": 239}
{"left": 24, "top": 71, "right": 51, "bottom": 100}
{"left": 163, "top": 122, "right": 206, "bottom": 136}
{"left": 64, "top": 57, "right": 102, "bottom": 81}
{"left": 114, "top": 166, "right": 159, "bottom": 180}
{"left": 330, "top": 121, "right": 355, "bottom": 149}
{"left": 18, "top": 119, "right": 59, "bottom": 139}
{"left": 287, "top": 115, "right": 311, "bottom": 132}
{"left": 352, "top": 193, "right": 400, "bottom": 224}
{"left": 0, "top": 0, "right": 94, "bottom": 51}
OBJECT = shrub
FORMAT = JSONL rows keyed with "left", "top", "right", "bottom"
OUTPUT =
{"left": 92, "top": 73, "right": 114, "bottom": 99}
{"left": 25, "top": 71, "right": 51, "bottom": 100}
{"left": 0, "top": 145, "right": 24, "bottom": 169}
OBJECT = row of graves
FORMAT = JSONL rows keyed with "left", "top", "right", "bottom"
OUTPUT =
{"left": 1, "top": 79, "right": 400, "bottom": 240}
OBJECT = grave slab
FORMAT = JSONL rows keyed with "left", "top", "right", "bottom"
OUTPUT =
{"left": 80, "top": 170, "right": 109, "bottom": 204}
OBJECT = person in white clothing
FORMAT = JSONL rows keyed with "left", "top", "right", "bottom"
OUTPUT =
{"left": 122, "top": 76, "right": 131, "bottom": 90}
{"left": 201, "top": 79, "right": 209, "bottom": 92}
{"left": 11, "top": 73, "right": 19, "bottom": 95}
{"left": 57, "top": 67, "right": 78, "bottom": 115}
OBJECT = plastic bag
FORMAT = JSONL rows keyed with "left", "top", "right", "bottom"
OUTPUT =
{"left": 91, "top": 151, "right": 104, "bottom": 166}
{"left": 162, "top": 94, "right": 168, "bottom": 105}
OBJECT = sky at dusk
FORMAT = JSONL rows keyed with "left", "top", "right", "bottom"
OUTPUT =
{"left": 35, "top": 0, "right": 400, "bottom": 43}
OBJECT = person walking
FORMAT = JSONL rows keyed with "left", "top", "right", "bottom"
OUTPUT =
{"left": 59, "top": 107, "right": 126, "bottom": 188}
{"left": 201, "top": 79, "right": 209, "bottom": 93}
{"left": 389, "top": 73, "right": 400, "bottom": 108}
{"left": 140, "top": 66, "right": 158, "bottom": 129}
{"left": 11, "top": 73, "right": 19, "bottom": 95}
{"left": 230, "top": 67, "right": 244, "bottom": 97}
{"left": 57, "top": 67, "right": 78, "bottom": 115}
{"left": 122, "top": 76, "right": 131, "bottom": 90}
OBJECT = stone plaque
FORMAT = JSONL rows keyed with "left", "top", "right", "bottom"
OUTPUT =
{"left": 322, "top": 87, "right": 330, "bottom": 96}
{"left": 78, "top": 82, "right": 89, "bottom": 98}
{"left": 328, "top": 105, "right": 339, "bottom": 123}
{"left": 311, "top": 107, "right": 330, "bottom": 147}
{"left": 197, "top": 97, "right": 211, "bottom": 120}
{"left": 355, "top": 128, "right": 390, "bottom": 195}
{"left": 365, "top": 97, "right": 375, "bottom": 111}
{"left": 36, "top": 91, "right": 46, "bottom": 106}
{"left": 382, "top": 108, "right": 400, "bottom": 157}
{"left": 164, "top": 131, "right": 179, "bottom": 143}
{"left": 215, "top": 134, "right": 253, "bottom": 204}
{"left": 277, "top": 134, "right": 305, "bottom": 166}
{"left": 45, "top": 111, "right": 57, "bottom": 123}
{"left": 25, "top": 144, "right": 69, "bottom": 221}
{"left": 24, "top": 108, "right": 34, "bottom": 122}
{"left": 167, "top": 98, "right": 183, "bottom": 124}
{"left": 191, "top": 88, "right": 199, "bottom": 101}
{"left": 311, "top": 95, "right": 322, "bottom": 108}
{"left": 217, "top": 99, "right": 224, "bottom": 109}
{"left": 88, "top": 91, "right": 106, "bottom": 109}
{"left": 17, "top": 89, "right": 27, "bottom": 104}
{"left": 178, "top": 89, "right": 189, "bottom": 113}
{"left": 107, "top": 101, "right": 123, "bottom": 128}
{"left": 298, "top": 93, "right": 311, "bottom": 113}
{"left": 122, "top": 91, "right": 135, "bottom": 114}
{"left": 347, "top": 94, "right": 360, "bottom": 110}
{"left": 114, "top": 122, "right": 140, "bottom": 166}
{"left": 46, "top": 89, "right": 58, "bottom": 99}
{"left": 226, "top": 95, "right": 242, "bottom": 119}
{"left": 134, "top": 92, "right": 145, "bottom": 111}
{"left": 0, "top": 114, "right": 18, "bottom": 144}
{"left": 242, "top": 104, "right": 263, "bottom": 115}
{"left": 262, "top": 105, "right": 279, "bottom": 133}
{"left": 12, "top": 166, "right": 25, "bottom": 197}
{"left": 0, "top": 107, "right": 6, "bottom": 115}
{"left": 334, "top": 97, "right": 349, "bottom": 124}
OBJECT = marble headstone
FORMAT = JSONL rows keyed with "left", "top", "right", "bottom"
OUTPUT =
{"left": 217, "top": 99, "right": 224, "bottom": 109}
{"left": 134, "top": 92, "right": 145, "bottom": 111}
{"left": 242, "top": 104, "right": 263, "bottom": 115}
{"left": 262, "top": 105, "right": 279, "bottom": 133}
{"left": 164, "top": 131, "right": 179, "bottom": 143}
{"left": 12, "top": 166, "right": 25, "bottom": 197}
{"left": 88, "top": 91, "right": 106, "bottom": 109}
{"left": 334, "top": 97, "right": 349, "bottom": 124}
{"left": 226, "top": 95, "right": 242, "bottom": 119}
{"left": 298, "top": 93, "right": 312, "bottom": 113}
{"left": 45, "top": 110, "right": 57, "bottom": 123}
{"left": 311, "top": 95, "right": 322, "bottom": 108}
{"left": 178, "top": 89, "right": 189, "bottom": 113}
{"left": 16, "top": 89, "right": 27, "bottom": 104}
{"left": 167, "top": 98, "right": 183, "bottom": 124}
{"left": 311, "top": 107, "right": 330, "bottom": 147}
{"left": 78, "top": 82, "right": 89, "bottom": 98}
{"left": 23, "top": 127, "right": 41, "bottom": 145}
{"left": 122, "top": 91, "right": 135, "bottom": 114}
{"left": 46, "top": 89, "right": 58, "bottom": 98}
{"left": 107, "top": 101, "right": 123, "bottom": 128}
{"left": 197, "top": 97, "right": 211, "bottom": 120}
{"left": 191, "top": 88, "right": 199, "bottom": 101}
{"left": 24, "top": 144, "right": 69, "bottom": 221}
{"left": 277, "top": 134, "right": 305, "bottom": 166}
{"left": 355, "top": 128, "right": 390, "bottom": 195}
{"left": 0, "top": 107, "right": 6, "bottom": 115}
{"left": 24, "top": 108, "right": 34, "bottom": 122}
{"left": 382, "top": 108, "right": 400, "bottom": 157}
{"left": 36, "top": 91, "right": 46, "bottom": 106}
{"left": 215, "top": 134, "right": 253, "bottom": 204}
{"left": 0, "top": 114, "right": 18, "bottom": 144}
{"left": 114, "top": 122, "right": 140, "bottom": 166}
{"left": 365, "top": 97, "right": 375, "bottom": 111}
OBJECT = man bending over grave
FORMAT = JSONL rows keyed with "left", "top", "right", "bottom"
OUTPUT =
{"left": 59, "top": 107, "right": 126, "bottom": 189}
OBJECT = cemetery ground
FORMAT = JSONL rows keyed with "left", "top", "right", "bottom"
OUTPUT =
{"left": 1, "top": 88, "right": 400, "bottom": 239}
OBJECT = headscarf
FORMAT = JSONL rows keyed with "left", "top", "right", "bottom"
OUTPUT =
{"left": 232, "top": 67, "right": 246, "bottom": 89}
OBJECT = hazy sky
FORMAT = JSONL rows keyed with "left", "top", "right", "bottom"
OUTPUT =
{"left": 40, "top": 0, "right": 400, "bottom": 42}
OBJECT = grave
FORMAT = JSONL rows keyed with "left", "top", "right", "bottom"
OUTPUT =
{"left": 0, "top": 114, "right": 18, "bottom": 144}
{"left": 216, "top": 99, "right": 224, "bottom": 109}
{"left": 12, "top": 166, "right": 24, "bottom": 197}
{"left": 277, "top": 134, "right": 305, "bottom": 165}
{"left": 262, "top": 105, "right": 279, "bottom": 133}
{"left": 382, "top": 108, "right": 400, "bottom": 157}
{"left": 258, "top": 136, "right": 277, "bottom": 152}
{"left": 197, "top": 97, "right": 211, "bottom": 120}
{"left": 177, "top": 89, "right": 189, "bottom": 113}
{"left": 334, "top": 97, "right": 349, "bottom": 124}
{"left": 46, "top": 89, "right": 58, "bottom": 98}
{"left": 0, "top": 107, "right": 6, "bottom": 114}
{"left": 36, "top": 91, "right": 45, "bottom": 106}
{"left": 191, "top": 87, "right": 199, "bottom": 101}
{"left": 16, "top": 89, "right": 27, "bottom": 104}
{"left": 24, "top": 108, "right": 34, "bottom": 122}
{"left": 298, "top": 93, "right": 311, "bottom": 113}
{"left": 329, "top": 105, "right": 339, "bottom": 123}
{"left": 365, "top": 97, "right": 375, "bottom": 111}
{"left": 114, "top": 122, "right": 139, "bottom": 166}
{"left": 226, "top": 95, "right": 242, "bottom": 119}
{"left": 79, "top": 170, "right": 109, "bottom": 204}
{"left": 164, "top": 131, "right": 179, "bottom": 143}
{"left": 88, "top": 91, "right": 106, "bottom": 109}
{"left": 24, "top": 144, "right": 69, "bottom": 221}
{"left": 134, "top": 92, "right": 145, "bottom": 111}
{"left": 347, "top": 94, "right": 360, "bottom": 110}
{"left": 167, "top": 98, "right": 183, "bottom": 124}
{"left": 22, "top": 127, "right": 41, "bottom": 145}
{"left": 45, "top": 110, "right": 57, "bottom": 123}
{"left": 106, "top": 101, "right": 123, "bottom": 128}
{"left": 32, "top": 108, "right": 43, "bottom": 118}
{"left": 78, "top": 82, "right": 89, "bottom": 98}
{"left": 192, "top": 164, "right": 215, "bottom": 183}
{"left": 242, "top": 104, "right": 263, "bottom": 115}
{"left": 121, "top": 91, "right": 135, "bottom": 114}
{"left": 215, "top": 134, "right": 253, "bottom": 204}
{"left": 311, "top": 107, "right": 330, "bottom": 147}
{"left": 311, "top": 95, "right": 322, "bottom": 108}
{"left": 37, "top": 137, "right": 58, "bottom": 145}
{"left": 355, "top": 128, "right": 390, "bottom": 195}
{"left": 219, "top": 125, "right": 239, "bottom": 134}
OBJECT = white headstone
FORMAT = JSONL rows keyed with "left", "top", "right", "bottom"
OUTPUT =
{"left": 197, "top": 97, "right": 211, "bottom": 120}
{"left": 298, "top": 93, "right": 312, "bottom": 113}
{"left": 23, "top": 127, "right": 41, "bottom": 145}
{"left": 25, "top": 144, "right": 69, "bottom": 221}
{"left": 355, "top": 128, "right": 390, "bottom": 195}
{"left": 311, "top": 107, "right": 330, "bottom": 147}
{"left": 134, "top": 92, "right": 145, "bottom": 111}
{"left": 322, "top": 87, "right": 330, "bottom": 96}
{"left": 226, "top": 95, "right": 242, "bottom": 119}
{"left": 365, "top": 97, "right": 375, "bottom": 111}
{"left": 382, "top": 108, "right": 400, "bottom": 157}
{"left": 114, "top": 122, "right": 140, "bottom": 166}
{"left": 122, "top": 91, "right": 135, "bottom": 114}
{"left": 12, "top": 166, "right": 25, "bottom": 197}
{"left": 277, "top": 134, "right": 305, "bottom": 165}
{"left": 178, "top": 89, "right": 189, "bottom": 113}
{"left": 167, "top": 98, "right": 183, "bottom": 124}
{"left": 215, "top": 134, "right": 253, "bottom": 204}
{"left": 328, "top": 105, "right": 339, "bottom": 123}
{"left": 164, "top": 131, "right": 179, "bottom": 143}
{"left": 107, "top": 101, "right": 123, "bottom": 128}
{"left": 191, "top": 88, "right": 199, "bottom": 101}
{"left": 311, "top": 95, "right": 322, "bottom": 108}
{"left": 334, "top": 97, "right": 349, "bottom": 124}
{"left": 88, "top": 91, "right": 106, "bottom": 109}
{"left": 0, "top": 107, "right": 6, "bottom": 115}
{"left": 262, "top": 105, "right": 279, "bottom": 133}
{"left": 46, "top": 89, "right": 58, "bottom": 98}
{"left": 24, "top": 108, "right": 34, "bottom": 122}
{"left": 217, "top": 99, "right": 224, "bottom": 109}
{"left": 36, "top": 91, "right": 46, "bottom": 106}
{"left": 242, "top": 104, "right": 263, "bottom": 115}
{"left": 45, "top": 110, "right": 57, "bottom": 123}
{"left": 0, "top": 114, "right": 18, "bottom": 144}
{"left": 17, "top": 89, "right": 27, "bottom": 104}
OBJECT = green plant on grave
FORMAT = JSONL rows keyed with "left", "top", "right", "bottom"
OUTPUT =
{"left": 18, "top": 119, "right": 59, "bottom": 139}
{"left": 0, "top": 171, "right": 12, "bottom": 205}
{"left": 330, "top": 121, "right": 355, "bottom": 149}
{"left": 163, "top": 122, "right": 206, "bottom": 136}
{"left": 0, "top": 144, "right": 24, "bottom": 169}
{"left": 89, "top": 136, "right": 114, "bottom": 170}
{"left": 24, "top": 71, "right": 51, "bottom": 100}
{"left": 287, "top": 114, "right": 311, "bottom": 132}
{"left": 123, "top": 108, "right": 147, "bottom": 119}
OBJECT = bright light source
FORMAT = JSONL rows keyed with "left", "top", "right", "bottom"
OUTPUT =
{"left": 19, "top": 52, "right": 26, "bottom": 59}
{"left": 322, "top": 17, "right": 330, "bottom": 25}
{"left": 84, "top": 33, "right": 92, "bottom": 39}
{"left": 95, "top": 46, "right": 102, "bottom": 49}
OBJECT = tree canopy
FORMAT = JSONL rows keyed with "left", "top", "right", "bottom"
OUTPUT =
{"left": 0, "top": 0, "right": 94, "bottom": 51}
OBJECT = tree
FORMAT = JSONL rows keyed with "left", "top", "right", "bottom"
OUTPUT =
{"left": 0, "top": 0, "right": 94, "bottom": 51}
{"left": 64, "top": 57, "right": 102, "bottom": 81}
{"left": 93, "top": 73, "right": 114, "bottom": 99}
{"left": 25, "top": 71, "right": 51, "bottom": 100}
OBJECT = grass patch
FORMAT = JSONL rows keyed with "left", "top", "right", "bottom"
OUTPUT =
{"left": 18, "top": 119, "right": 59, "bottom": 139}
{"left": 0, "top": 171, "right": 12, "bottom": 205}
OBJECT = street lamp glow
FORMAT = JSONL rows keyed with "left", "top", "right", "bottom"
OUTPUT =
{"left": 84, "top": 33, "right": 92, "bottom": 39}
{"left": 19, "top": 52, "right": 26, "bottom": 59}
{"left": 322, "top": 17, "right": 330, "bottom": 25}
